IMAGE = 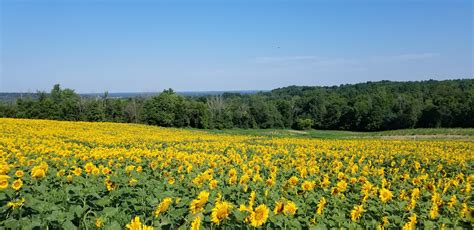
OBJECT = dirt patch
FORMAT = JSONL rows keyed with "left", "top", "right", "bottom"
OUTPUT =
{"left": 287, "top": 130, "right": 308, "bottom": 135}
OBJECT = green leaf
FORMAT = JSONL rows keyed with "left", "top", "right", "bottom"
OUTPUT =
{"left": 62, "top": 220, "right": 77, "bottom": 230}
{"left": 103, "top": 207, "right": 119, "bottom": 217}
{"left": 233, "top": 210, "right": 247, "bottom": 222}
{"left": 105, "top": 221, "right": 122, "bottom": 230}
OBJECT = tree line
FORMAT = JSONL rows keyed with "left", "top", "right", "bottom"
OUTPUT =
{"left": 0, "top": 79, "right": 473, "bottom": 131}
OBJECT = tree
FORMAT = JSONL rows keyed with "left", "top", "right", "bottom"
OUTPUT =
{"left": 143, "top": 89, "right": 188, "bottom": 127}
{"left": 295, "top": 118, "right": 313, "bottom": 130}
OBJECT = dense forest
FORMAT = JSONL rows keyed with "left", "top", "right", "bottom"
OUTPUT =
{"left": 0, "top": 79, "right": 473, "bottom": 131}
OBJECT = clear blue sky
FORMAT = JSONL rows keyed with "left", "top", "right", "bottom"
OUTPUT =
{"left": 1, "top": 0, "right": 472, "bottom": 93}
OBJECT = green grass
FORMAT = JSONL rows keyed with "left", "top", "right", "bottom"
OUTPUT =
{"left": 368, "top": 128, "right": 474, "bottom": 136}
{"left": 205, "top": 128, "right": 474, "bottom": 140}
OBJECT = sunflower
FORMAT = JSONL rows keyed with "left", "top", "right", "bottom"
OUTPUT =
{"left": 266, "top": 177, "right": 275, "bottom": 186}
{"left": 12, "top": 179, "right": 22, "bottom": 191}
{"left": 190, "top": 191, "right": 209, "bottom": 214}
{"left": 320, "top": 177, "right": 330, "bottom": 188}
{"left": 92, "top": 167, "right": 100, "bottom": 176}
{"left": 288, "top": 176, "right": 299, "bottom": 186}
{"left": 336, "top": 180, "right": 348, "bottom": 193}
{"left": 129, "top": 178, "right": 138, "bottom": 186}
{"left": 429, "top": 204, "right": 438, "bottom": 219}
{"left": 301, "top": 181, "right": 315, "bottom": 191}
{"left": 402, "top": 213, "right": 417, "bottom": 230}
{"left": 95, "top": 218, "right": 104, "bottom": 228}
{"left": 15, "top": 170, "right": 24, "bottom": 177}
{"left": 211, "top": 201, "right": 232, "bottom": 224}
{"left": 0, "top": 175, "right": 9, "bottom": 189}
{"left": 379, "top": 188, "right": 393, "bottom": 203}
{"left": 84, "top": 162, "right": 95, "bottom": 173}
{"left": 350, "top": 205, "right": 365, "bottom": 221}
{"left": 66, "top": 175, "right": 73, "bottom": 183}
{"left": 190, "top": 216, "right": 201, "bottom": 230}
{"left": 31, "top": 166, "right": 46, "bottom": 179}
{"left": 155, "top": 197, "right": 173, "bottom": 217}
{"left": 273, "top": 201, "right": 284, "bottom": 214}
{"left": 209, "top": 179, "right": 218, "bottom": 189}
{"left": 7, "top": 198, "right": 25, "bottom": 209}
{"left": 249, "top": 204, "right": 269, "bottom": 227}
{"left": 361, "top": 182, "right": 373, "bottom": 195}
{"left": 71, "top": 167, "right": 82, "bottom": 176}
{"left": 283, "top": 201, "right": 297, "bottom": 216}
{"left": 316, "top": 197, "right": 326, "bottom": 215}
{"left": 125, "top": 216, "right": 153, "bottom": 230}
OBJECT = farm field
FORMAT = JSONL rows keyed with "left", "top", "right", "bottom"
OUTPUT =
{"left": 0, "top": 118, "right": 473, "bottom": 229}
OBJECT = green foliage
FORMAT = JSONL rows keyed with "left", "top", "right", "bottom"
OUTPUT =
{"left": 1, "top": 79, "right": 473, "bottom": 131}
{"left": 296, "top": 118, "right": 314, "bottom": 130}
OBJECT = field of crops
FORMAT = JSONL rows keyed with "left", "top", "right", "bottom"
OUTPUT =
{"left": 0, "top": 118, "right": 473, "bottom": 229}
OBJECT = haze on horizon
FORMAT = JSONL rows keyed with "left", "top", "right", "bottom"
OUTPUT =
{"left": 1, "top": 0, "right": 473, "bottom": 93}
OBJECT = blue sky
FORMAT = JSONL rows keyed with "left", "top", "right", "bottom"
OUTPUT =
{"left": 1, "top": 0, "right": 472, "bottom": 93}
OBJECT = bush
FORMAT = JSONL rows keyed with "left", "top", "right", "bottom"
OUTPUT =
{"left": 296, "top": 118, "right": 314, "bottom": 130}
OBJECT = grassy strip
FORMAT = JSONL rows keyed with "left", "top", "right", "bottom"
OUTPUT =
{"left": 204, "top": 128, "right": 474, "bottom": 140}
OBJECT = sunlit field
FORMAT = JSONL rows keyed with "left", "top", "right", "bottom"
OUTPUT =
{"left": 0, "top": 118, "right": 473, "bottom": 229}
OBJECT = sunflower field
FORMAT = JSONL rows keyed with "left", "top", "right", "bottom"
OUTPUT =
{"left": 0, "top": 118, "right": 473, "bottom": 229}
